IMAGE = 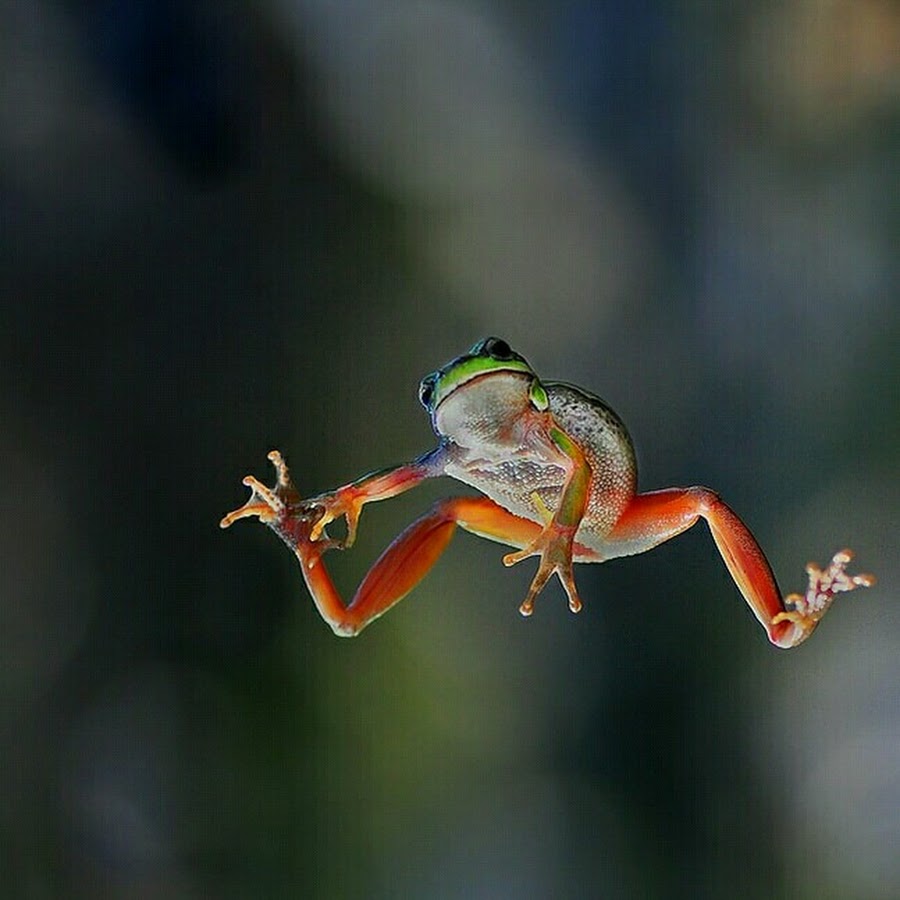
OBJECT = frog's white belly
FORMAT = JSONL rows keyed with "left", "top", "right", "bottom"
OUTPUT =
{"left": 441, "top": 382, "right": 638, "bottom": 559}
{"left": 446, "top": 456, "right": 565, "bottom": 523}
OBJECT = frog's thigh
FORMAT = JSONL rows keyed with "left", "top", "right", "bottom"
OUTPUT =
{"left": 446, "top": 495, "right": 543, "bottom": 548}
{"left": 605, "top": 488, "right": 706, "bottom": 553}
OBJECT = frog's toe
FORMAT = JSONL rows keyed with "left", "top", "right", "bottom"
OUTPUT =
{"left": 265, "top": 449, "right": 299, "bottom": 492}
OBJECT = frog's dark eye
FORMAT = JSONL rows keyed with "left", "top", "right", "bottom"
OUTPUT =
{"left": 483, "top": 337, "right": 513, "bottom": 360}
{"left": 419, "top": 374, "right": 437, "bottom": 408}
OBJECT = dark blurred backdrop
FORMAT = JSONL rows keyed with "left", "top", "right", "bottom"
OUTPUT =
{"left": 2, "top": 1, "right": 898, "bottom": 897}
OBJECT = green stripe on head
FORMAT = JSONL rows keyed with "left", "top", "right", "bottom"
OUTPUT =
{"left": 431, "top": 356, "right": 533, "bottom": 408}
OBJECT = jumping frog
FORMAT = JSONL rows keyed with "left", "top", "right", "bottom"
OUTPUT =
{"left": 221, "top": 337, "right": 873, "bottom": 647}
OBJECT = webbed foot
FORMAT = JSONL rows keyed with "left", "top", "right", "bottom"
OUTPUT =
{"left": 502, "top": 524, "right": 584, "bottom": 616}
{"left": 221, "top": 451, "right": 341, "bottom": 553}
{"left": 220, "top": 450, "right": 300, "bottom": 528}
{"left": 772, "top": 549, "right": 875, "bottom": 646}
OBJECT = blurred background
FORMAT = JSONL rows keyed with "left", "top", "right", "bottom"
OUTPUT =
{"left": 2, "top": 1, "right": 898, "bottom": 897}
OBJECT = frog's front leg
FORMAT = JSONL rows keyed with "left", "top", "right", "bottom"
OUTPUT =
{"left": 501, "top": 424, "right": 592, "bottom": 617}
{"left": 221, "top": 449, "right": 439, "bottom": 550}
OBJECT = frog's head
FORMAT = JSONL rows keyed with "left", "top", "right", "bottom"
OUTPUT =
{"left": 418, "top": 337, "right": 549, "bottom": 444}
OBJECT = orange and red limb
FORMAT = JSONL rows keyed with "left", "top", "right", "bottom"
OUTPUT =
{"left": 606, "top": 487, "right": 874, "bottom": 647}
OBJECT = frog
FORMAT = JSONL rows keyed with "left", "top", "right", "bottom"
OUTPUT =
{"left": 221, "top": 337, "right": 873, "bottom": 647}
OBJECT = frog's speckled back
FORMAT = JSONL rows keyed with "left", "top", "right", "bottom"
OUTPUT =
{"left": 547, "top": 383, "right": 636, "bottom": 540}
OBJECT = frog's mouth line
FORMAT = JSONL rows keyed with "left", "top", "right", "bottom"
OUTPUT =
{"left": 432, "top": 367, "right": 533, "bottom": 412}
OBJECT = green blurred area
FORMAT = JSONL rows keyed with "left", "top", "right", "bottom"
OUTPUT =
{"left": 1, "top": 1, "right": 897, "bottom": 897}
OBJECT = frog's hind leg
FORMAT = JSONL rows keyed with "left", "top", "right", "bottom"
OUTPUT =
{"left": 293, "top": 496, "right": 543, "bottom": 636}
{"left": 606, "top": 488, "right": 872, "bottom": 648}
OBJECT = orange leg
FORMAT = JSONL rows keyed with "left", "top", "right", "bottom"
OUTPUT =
{"left": 608, "top": 488, "right": 873, "bottom": 648}
{"left": 294, "top": 495, "right": 544, "bottom": 635}
{"left": 221, "top": 451, "right": 549, "bottom": 635}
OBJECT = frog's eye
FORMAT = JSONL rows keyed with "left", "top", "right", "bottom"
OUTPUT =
{"left": 482, "top": 337, "right": 513, "bottom": 360}
{"left": 419, "top": 374, "right": 438, "bottom": 408}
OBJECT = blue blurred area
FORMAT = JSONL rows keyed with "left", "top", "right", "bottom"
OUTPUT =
{"left": 69, "top": 0, "right": 258, "bottom": 176}
{"left": 555, "top": 1, "right": 689, "bottom": 232}
{"left": 1, "top": 1, "right": 897, "bottom": 897}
